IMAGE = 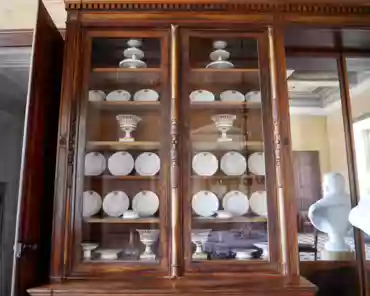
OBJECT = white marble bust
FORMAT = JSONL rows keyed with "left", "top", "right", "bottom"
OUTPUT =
{"left": 308, "top": 172, "right": 352, "bottom": 252}
{"left": 349, "top": 189, "right": 370, "bottom": 236}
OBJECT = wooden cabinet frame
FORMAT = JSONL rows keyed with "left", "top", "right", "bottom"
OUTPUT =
{"left": 29, "top": 1, "right": 370, "bottom": 295}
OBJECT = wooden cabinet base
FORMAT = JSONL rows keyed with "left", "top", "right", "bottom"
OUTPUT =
{"left": 28, "top": 276, "right": 316, "bottom": 296}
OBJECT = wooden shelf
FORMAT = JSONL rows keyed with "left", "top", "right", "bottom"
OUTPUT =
{"left": 84, "top": 217, "right": 160, "bottom": 224}
{"left": 189, "top": 68, "right": 260, "bottom": 86}
{"left": 86, "top": 141, "right": 160, "bottom": 151}
{"left": 193, "top": 216, "right": 267, "bottom": 223}
{"left": 89, "top": 101, "right": 161, "bottom": 111}
{"left": 90, "top": 68, "right": 162, "bottom": 88}
{"left": 191, "top": 101, "right": 261, "bottom": 110}
{"left": 191, "top": 68, "right": 260, "bottom": 73}
{"left": 92, "top": 68, "right": 162, "bottom": 73}
{"left": 191, "top": 175, "right": 264, "bottom": 180}
{"left": 86, "top": 175, "right": 159, "bottom": 181}
{"left": 192, "top": 141, "right": 263, "bottom": 151}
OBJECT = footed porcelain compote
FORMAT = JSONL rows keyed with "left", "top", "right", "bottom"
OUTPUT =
{"left": 81, "top": 243, "right": 99, "bottom": 260}
{"left": 119, "top": 39, "right": 147, "bottom": 68}
{"left": 211, "top": 114, "right": 236, "bottom": 142}
{"left": 308, "top": 173, "right": 353, "bottom": 260}
{"left": 136, "top": 229, "right": 159, "bottom": 261}
{"left": 191, "top": 229, "right": 212, "bottom": 260}
{"left": 116, "top": 114, "right": 141, "bottom": 142}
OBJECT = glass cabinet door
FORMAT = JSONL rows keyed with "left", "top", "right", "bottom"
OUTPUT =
{"left": 73, "top": 31, "right": 169, "bottom": 274}
{"left": 181, "top": 31, "right": 278, "bottom": 270}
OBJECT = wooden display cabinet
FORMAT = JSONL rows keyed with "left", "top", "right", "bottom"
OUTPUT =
{"left": 21, "top": 1, "right": 370, "bottom": 296}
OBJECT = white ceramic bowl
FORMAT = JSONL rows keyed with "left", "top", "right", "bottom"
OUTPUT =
{"left": 216, "top": 210, "right": 233, "bottom": 219}
{"left": 123, "top": 210, "right": 139, "bottom": 219}
{"left": 235, "top": 249, "right": 255, "bottom": 260}
{"left": 95, "top": 249, "right": 121, "bottom": 260}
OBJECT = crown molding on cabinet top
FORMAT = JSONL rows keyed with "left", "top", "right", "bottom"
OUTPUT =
{"left": 63, "top": 0, "right": 370, "bottom": 14}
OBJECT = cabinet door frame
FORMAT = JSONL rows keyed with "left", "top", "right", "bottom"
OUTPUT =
{"left": 66, "top": 29, "right": 171, "bottom": 278}
{"left": 179, "top": 28, "right": 282, "bottom": 275}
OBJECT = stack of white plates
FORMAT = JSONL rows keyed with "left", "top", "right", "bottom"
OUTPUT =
{"left": 192, "top": 191, "right": 219, "bottom": 217}
{"left": 132, "top": 191, "right": 160, "bottom": 217}
{"left": 190, "top": 90, "right": 215, "bottom": 102}
{"left": 192, "top": 152, "right": 218, "bottom": 176}
{"left": 245, "top": 91, "right": 261, "bottom": 103}
{"left": 250, "top": 191, "right": 268, "bottom": 217}
{"left": 83, "top": 191, "right": 102, "bottom": 217}
{"left": 103, "top": 191, "right": 130, "bottom": 217}
{"left": 106, "top": 90, "right": 131, "bottom": 101}
{"left": 85, "top": 152, "right": 106, "bottom": 176}
{"left": 135, "top": 152, "right": 160, "bottom": 176}
{"left": 220, "top": 151, "right": 246, "bottom": 176}
{"left": 108, "top": 152, "right": 134, "bottom": 176}
{"left": 133, "top": 89, "right": 159, "bottom": 101}
{"left": 248, "top": 152, "right": 266, "bottom": 176}
{"left": 222, "top": 191, "right": 249, "bottom": 216}
{"left": 88, "top": 90, "right": 106, "bottom": 102}
{"left": 220, "top": 90, "right": 245, "bottom": 102}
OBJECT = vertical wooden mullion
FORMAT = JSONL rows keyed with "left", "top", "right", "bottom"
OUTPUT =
{"left": 170, "top": 24, "right": 182, "bottom": 278}
{"left": 50, "top": 10, "right": 82, "bottom": 282}
{"left": 337, "top": 54, "right": 368, "bottom": 296}
{"left": 269, "top": 24, "right": 300, "bottom": 282}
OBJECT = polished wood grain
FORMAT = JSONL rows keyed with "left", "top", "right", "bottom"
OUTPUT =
{"left": 88, "top": 101, "right": 161, "bottom": 111}
{"left": 86, "top": 141, "right": 160, "bottom": 151}
{"left": 337, "top": 54, "right": 368, "bottom": 296}
{"left": 15, "top": 2, "right": 64, "bottom": 295}
{"left": 270, "top": 25, "right": 300, "bottom": 282}
{"left": 28, "top": 276, "right": 316, "bottom": 295}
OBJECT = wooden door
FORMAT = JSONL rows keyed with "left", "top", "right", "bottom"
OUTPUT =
{"left": 11, "top": 1, "right": 63, "bottom": 296}
{"left": 293, "top": 151, "right": 322, "bottom": 222}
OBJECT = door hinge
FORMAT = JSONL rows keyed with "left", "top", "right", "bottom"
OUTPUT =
{"left": 15, "top": 242, "right": 38, "bottom": 258}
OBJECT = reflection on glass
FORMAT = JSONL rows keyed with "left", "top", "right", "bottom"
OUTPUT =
{"left": 80, "top": 37, "right": 164, "bottom": 263}
{"left": 287, "top": 57, "right": 355, "bottom": 261}
{"left": 186, "top": 36, "right": 268, "bottom": 261}
{"left": 346, "top": 57, "right": 370, "bottom": 260}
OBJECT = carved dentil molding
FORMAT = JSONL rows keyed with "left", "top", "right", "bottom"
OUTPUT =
{"left": 64, "top": 1, "right": 370, "bottom": 15}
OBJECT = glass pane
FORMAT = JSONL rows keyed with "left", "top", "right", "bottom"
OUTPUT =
{"left": 186, "top": 36, "right": 268, "bottom": 262}
{"left": 286, "top": 57, "right": 356, "bottom": 262}
{"left": 346, "top": 57, "right": 370, "bottom": 261}
{"left": 0, "top": 47, "right": 31, "bottom": 295}
{"left": 79, "top": 36, "right": 165, "bottom": 263}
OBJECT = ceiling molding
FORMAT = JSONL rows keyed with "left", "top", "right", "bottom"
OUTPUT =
{"left": 64, "top": 1, "right": 370, "bottom": 14}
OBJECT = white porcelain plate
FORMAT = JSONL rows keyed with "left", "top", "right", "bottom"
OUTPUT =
{"left": 85, "top": 152, "right": 106, "bottom": 176}
{"left": 119, "top": 58, "right": 147, "bottom": 68}
{"left": 88, "top": 90, "right": 106, "bottom": 102}
{"left": 189, "top": 90, "right": 215, "bottom": 102}
{"left": 192, "top": 191, "right": 219, "bottom": 217}
{"left": 250, "top": 191, "right": 268, "bottom": 217}
{"left": 103, "top": 191, "right": 130, "bottom": 217}
{"left": 245, "top": 91, "right": 261, "bottom": 103}
{"left": 220, "top": 151, "right": 246, "bottom": 176}
{"left": 133, "top": 89, "right": 159, "bottom": 101}
{"left": 248, "top": 152, "right": 266, "bottom": 176}
{"left": 132, "top": 191, "right": 159, "bottom": 217}
{"left": 135, "top": 152, "right": 160, "bottom": 176}
{"left": 83, "top": 191, "right": 102, "bottom": 217}
{"left": 192, "top": 152, "right": 218, "bottom": 176}
{"left": 106, "top": 90, "right": 131, "bottom": 101}
{"left": 220, "top": 90, "right": 245, "bottom": 102}
{"left": 206, "top": 60, "right": 234, "bottom": 69}
{"left": 108, "top": 151, "right": 134, "bottom": 176}
{"left": 222, "top": 190, "right": 249, "bottom": 216}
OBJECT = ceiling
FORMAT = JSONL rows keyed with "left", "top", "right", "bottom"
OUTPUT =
{"left": 0, "top": 0, "right": 66, "bottom": 30}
